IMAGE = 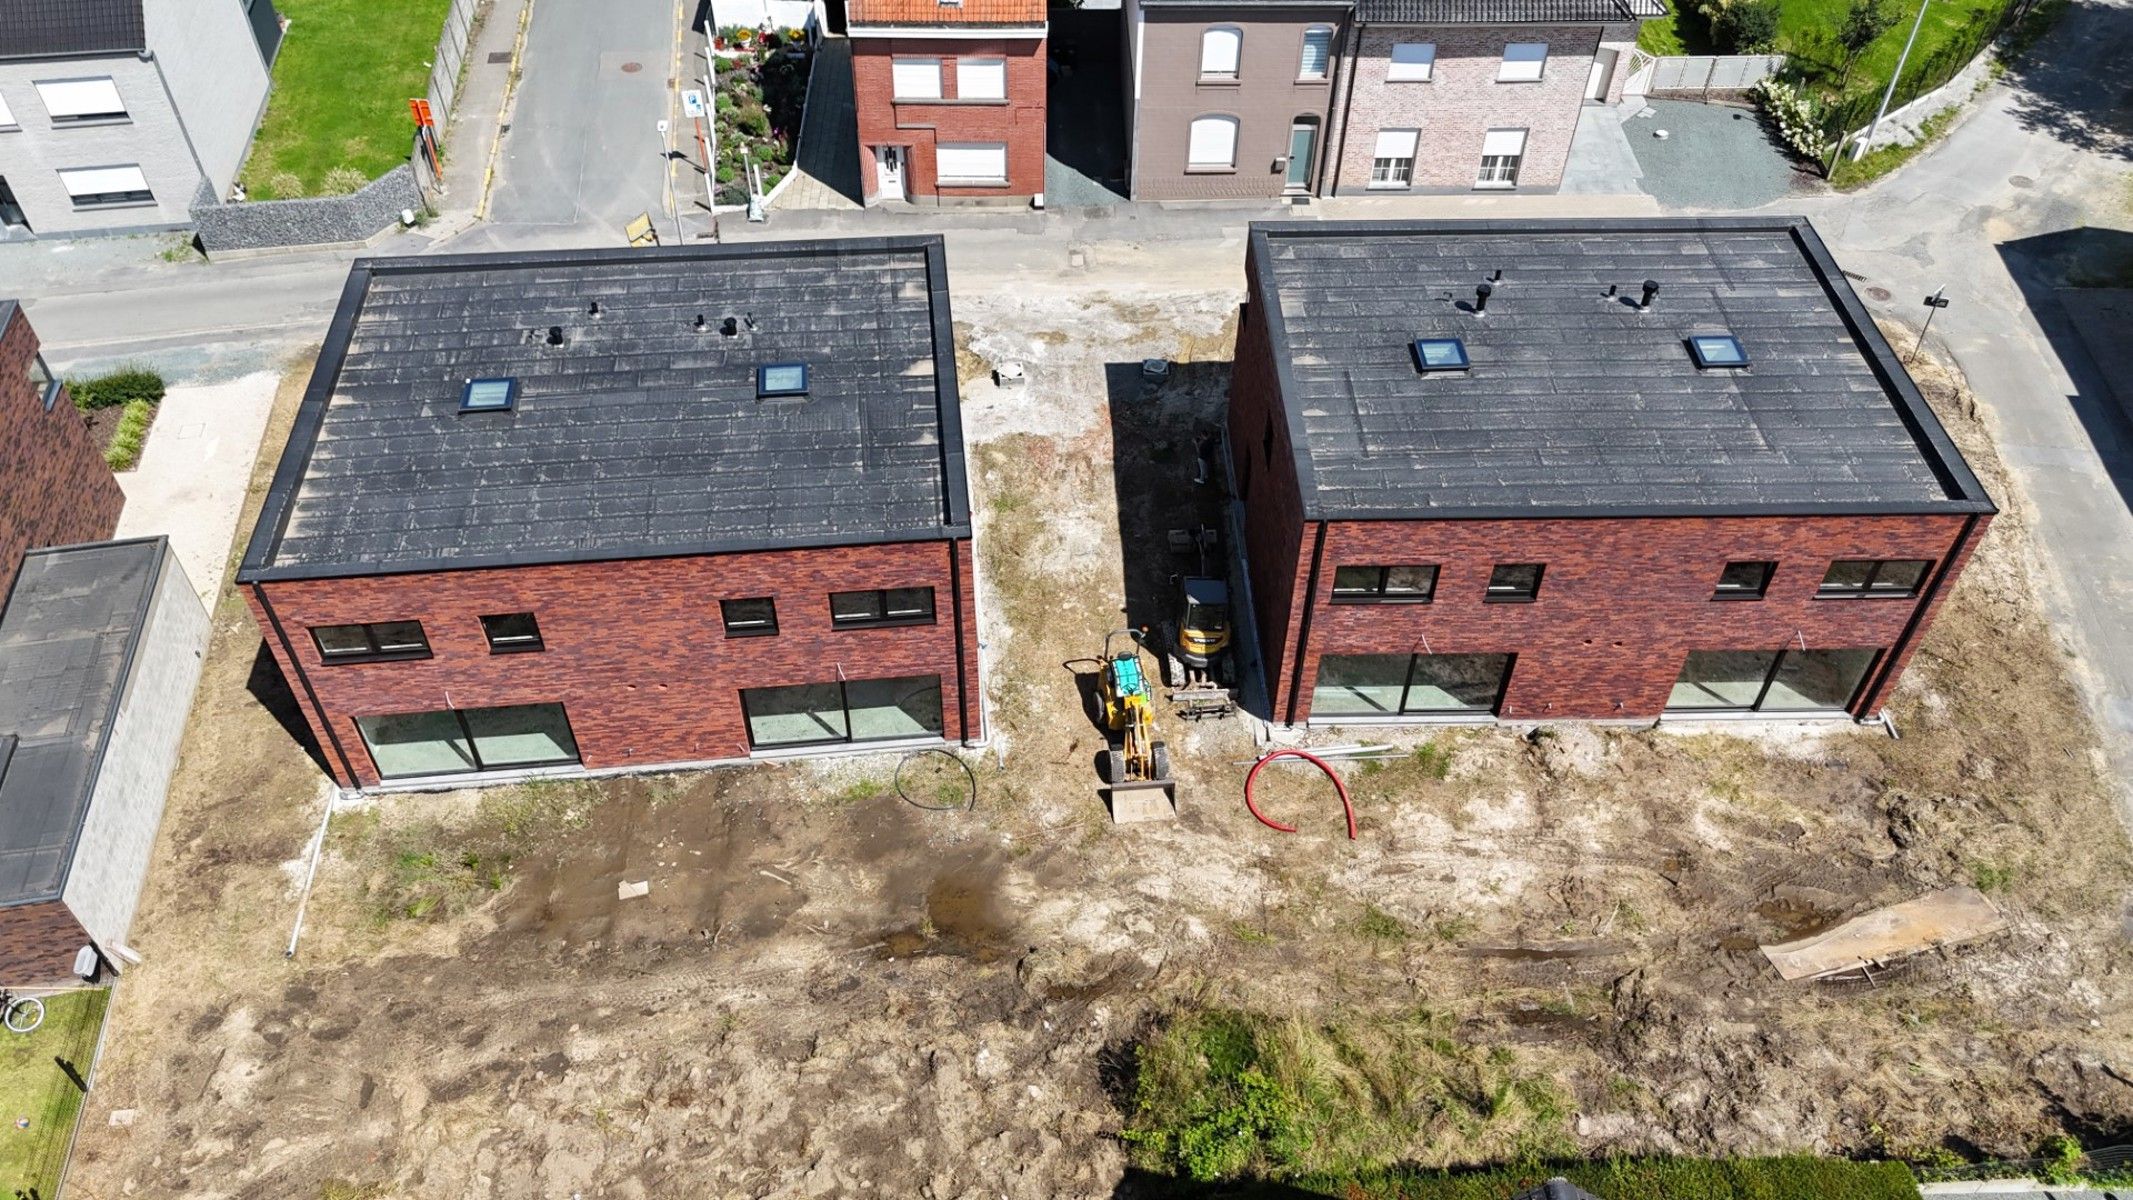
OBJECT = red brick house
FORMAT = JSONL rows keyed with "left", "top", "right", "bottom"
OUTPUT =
{"left": 0, "top": 300, "right": 125, "bottom": 597}
{"left": 849, "top": 0, "right": 1048, "bottom": 204}
{"left": 237, "top": 238, "right": 983, "bottom": 790}
{"left": 1228, "top": 218, "right": 1995, "bottom": 727}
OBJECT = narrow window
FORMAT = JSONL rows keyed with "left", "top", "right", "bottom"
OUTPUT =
{"left": 1331, "top": 565, "right": 1437, "bottom": 603}
{"left": 461, "top": 377, "right": 518, "bottom": 412}
{"left": 1187, "top": 115, "right": 1239, "bottom": 169}
{"left": 27, "top": 352, "right": 60, "bottom": 412}
{"left": 35, "top": 78, "right": 127, "bottom": 122}
{"left": 1485, "top": 563, "right": 1543, "bottom": 602}
{"left": 1261, "top": 417, "right": 1275, "bottom": 462}
{"left": 957, "top": 58, "right": 1006, "bottom": 100}
{"left": 1477, "top": 129, "right": 1526, "bottom": 188}
{"left": 891, "top": 58, "right": 943, "bottom": 100}
{"left": 1299, "top": 27, "right": 1333, "bottom": 79}
{"left": 831, "top": 587, "right": 937, "bottom": 628}
{"left": 481, "top": 612, "right": 544, "bottom": 653}
{"left": 1713, "top": 561, "right": 1775, "bottom": 600}
{"left": 1387, "top": 42, "right": 1436, "bottom": 81}
{"left": 56, "top": 164, "right": 151, "bottom": 208}
{"left": 1498, "top": 43, "right": 1547, "bottom": 82}
{"left": 1200, "top": 27, "right": 1242, "bottom": 78}
{"left": 1370, "top": 129, "right": 1419, "bottom": 188}
{"left": 1818, "top": 559, "right": 1932, "bottom": 598}
{"left": 721, "top": 597, "right": 779, "bottom": 637}
{"left": 311, "top": 620, "right": 432, "bottom": 663}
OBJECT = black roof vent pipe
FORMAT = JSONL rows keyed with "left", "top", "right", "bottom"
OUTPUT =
{"left": 1640, "top": 279, "right": 1660, "bottom": 310}
{"left": 721, "top": 316, "right": 740, "bottom": 337}
{"left": 1474, "top": 281, "right": 1493, "bottom": 314}
{"left": 589, "top": 299, "right": 603, "bottom": 318}
{"left": 694, "top": 313, "right": 708, "bottom": 332}
{"left": 546, "top": 325, "right": 564, "bottom": 346}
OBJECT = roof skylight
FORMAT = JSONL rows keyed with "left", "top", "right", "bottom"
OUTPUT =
{"left": 1688, "top": 334, "right": 1748, "bottom": 369}
{"left": 1411, "top": 337, "right": 1470, "bottom": 372}
{"left": 460, "top": 377, "right": 519, "bottom": 412}
{"left": 757, "top": 362, "right": 809, "bottom": 398}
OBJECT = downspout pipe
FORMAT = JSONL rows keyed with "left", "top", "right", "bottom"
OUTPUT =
{"left": 1857, "top": 512, "right": 1982, "bottom": 719}
{"left": 1326, "top": 12, "right": 1366, "bottom": 197}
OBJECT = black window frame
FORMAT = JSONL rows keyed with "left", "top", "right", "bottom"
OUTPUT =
{"left": 1712, "top": 560, "right": 1775, "bottom": 600}
{"left": 1816, "top": 558, "right": 1934, "bottom": 599}
{"left": 1687, "top": 334, "right": 1749, "bottom": 369}
{"left": 739, "top": 674, "right": 945, "bottom": 750}
{"left": 311, "top": 620, "right": 432, "bottom": 664}
{"left": 1330, "top": 564, "right": 1438, "bottom": 604}
{"left": 1411, "top": 337, "right": 1470, "bottom": 372}
{"left": 356, "top": 702, "right": 582, "bottom": 780}
{"left": 460, "top": 377, "right": 519, "bottom": 412}
{"left": 1484, "top": 562, "right": 1544, "bottom": 603}
{"left": 756, "top": 362, "right": 809, "bottom": 398}
{"left": 479, "top": 612, "right": 544, "bottom": 654}
{"left": 721, "top": 597, "right": 780, "bottom": 638}
{"left": 829, "top": 587, "right": 937, "bottom": 629}
{"left": 1666, "top": 646, "right": 1885, "bottom": 714}
{"left": 28, "top": 352, "right": 60, "bottom": 412}
{"left": 1312, "top": 651, "right": 1517, "bottom": 717}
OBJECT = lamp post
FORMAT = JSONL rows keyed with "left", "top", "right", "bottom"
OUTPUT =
{"left": 1856, "top": 0, "right": 1931, "bottom": 160}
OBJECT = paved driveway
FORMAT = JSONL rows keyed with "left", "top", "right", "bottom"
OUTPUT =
{"left": 114, "top": 372, "right": 280, "bottom": 605}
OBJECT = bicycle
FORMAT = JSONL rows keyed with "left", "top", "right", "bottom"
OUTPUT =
{"left": 1, "top": 989, "right": 44, "bottom": 1035}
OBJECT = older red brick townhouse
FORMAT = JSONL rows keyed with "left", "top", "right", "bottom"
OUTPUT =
{"left": 237, "top": 238, "right": 982, "bottom": 790}
{"left": 849, "top": 0, "right": 1048, "bottom": 204}
{"left": 0, "top": 300, "right": 126, "bottom": 598}
{"left": 1227, "top": 217, "right": 1996, "bottom": 727}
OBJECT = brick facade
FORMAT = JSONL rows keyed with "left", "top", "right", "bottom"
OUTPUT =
{"left": 249, "top": 539, "right": 984, "bottom": 789}
{"left": 1325, "top": 22, "right": 1626, "bottom": 195}
{"left": 1127, "top": 4, "right": 1349, "bottom": 200}
{"left": 850, "top": 35, "right": 1048, "bottom": 203}
{"left": 0, "top": 309, "right": 125, "bottom": 599}
{"left": 0, "top": 899, "right": 90, "bottom": 986}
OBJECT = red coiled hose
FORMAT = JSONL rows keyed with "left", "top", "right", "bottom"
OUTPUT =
{"left": 1244, "top": 749, "right": 1357, "bottom": 840}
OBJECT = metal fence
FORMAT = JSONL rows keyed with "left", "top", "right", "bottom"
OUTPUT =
{"left": 424, "top": 0, "right": 482, "bottom": 138}
{"left": 1628, "top": 53, "right": 1786, "bottom": 98}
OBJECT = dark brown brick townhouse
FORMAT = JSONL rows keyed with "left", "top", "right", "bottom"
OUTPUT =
{"left": 1227, "top": 217, "right": 1996, "bottom": 727}
{"left": 237, "top": 238, "right": 982, "bottom": 790}
{"left": 0, "top": 300, "right": 126, "bottom": 598}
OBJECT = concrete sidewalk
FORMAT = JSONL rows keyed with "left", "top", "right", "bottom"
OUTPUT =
{"left": 114, "top": 371, "right": 280, "bottom": 606}
{"left": 424, "top": 0, "right": 535, "bottom": 240}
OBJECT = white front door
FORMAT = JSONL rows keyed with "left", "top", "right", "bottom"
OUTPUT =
{"left": 1586, "top": 48, "right": 1619, "bottom": 102}
{"left": 874, "top": 146, "right": 907, "bottom": 200}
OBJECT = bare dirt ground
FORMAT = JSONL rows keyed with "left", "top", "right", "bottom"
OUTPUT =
{"left": 64, "top": 294, "right": 2133, "bottom": 1199}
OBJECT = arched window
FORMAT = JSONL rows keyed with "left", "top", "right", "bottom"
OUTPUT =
{"left": 1187, "top": 114, "right": 1239, "bottom": 169}
{"left": 1299, "top": 26, "right": 1333, "bottom": 79}
{"left": 1200, "top": 26, "right": 1242, "bottom": 78}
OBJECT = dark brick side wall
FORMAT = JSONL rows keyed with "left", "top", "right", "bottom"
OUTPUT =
{"left": 852, "top": 37, "right": 1048, "bottom": 201}
{"left": 249, "top": 539, "right": 984, "bottom": 789}
{"left": 0, "top": 314, "right": 126, "bottom": 599}
{"left": 0, "top": 900, "right": 90, "bottom": 986}
{"left": 1271, "top": 512, "right": 1985, "bottom": 723}
{"left": 1226, "top": 256, "right": 1310, "bottom": 717}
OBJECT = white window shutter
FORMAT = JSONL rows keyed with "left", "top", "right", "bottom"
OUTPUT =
{"left": 1499, "top": 43, "right": 1546, "bottom": 81}
{"left": 1187, "top": 116, "right": 1237, "bottom": 167}
{"left": 58, "top": 165, "right": 149, "bottom": 196}
{"left": 1374, "top": 129, "right": 1419, "bottom": 159}
{"left": 1388, "top": 42, "right": 1435, "bottom": 80}
{"left": 891, "top": 59, "right": 941, "bottom": 99}
{"left": 1200, "top": 27, "right": 1241, "bottom": 75}
{"left": 36, "top": 78, "right": 124, "bottom": 118}
{"left": 0, "top": 92, "right": 14, "bottom": 126}
{"left": 1300, "top": 28, "right": 1332, "bottom": 78}
{"left": 1481, "top": 128, "right": 1527, "bottom": 157}
{"left": 936, "top": 142, "right": 1006, "bottom": 181}
{"left": 957, "top": 58, "right": 1006, "bottom": 99}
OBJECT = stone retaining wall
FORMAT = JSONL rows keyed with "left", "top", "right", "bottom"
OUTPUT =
{"left": 190, "top": 166, "right": 422, "bottom": 254}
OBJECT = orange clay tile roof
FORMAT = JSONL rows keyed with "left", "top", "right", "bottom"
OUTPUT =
{"left": 847, "top": 0, "right": 1045, "bottom": 25}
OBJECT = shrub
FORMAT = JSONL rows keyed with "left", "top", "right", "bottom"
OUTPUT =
{"left": 735, "top": 103, "right": 771, "bottom": 138}
{"left": 104, "top": 398, "right": 156, "bottom": 471}
{"left": 1752, "top": 77, "right": 1824, "bottom": 159}
{"left": 69, "top": 366, "right": 166, "bottom": 411}
{"left": 1716, "top": 0, "right": 1781, "bottom": 51}
{"left": 320, "top": 165, "right": 370, "bottom": 195}
{"left": 268, "top": 170, "right": 306, "bottom": 199}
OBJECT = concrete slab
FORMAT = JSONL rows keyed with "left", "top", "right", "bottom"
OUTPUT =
{"left": 776, "top": 38, "right": 864, "bottom": 212}
{"left": 1560, "top": 103, "right": 1646, "bottom": 196}
{"left": 114, "top": 371, "right": 280, "bottom": 606}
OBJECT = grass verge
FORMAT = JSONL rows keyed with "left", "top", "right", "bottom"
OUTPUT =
{"left": 1828, "top": 104, "right": 1962, "bottom": 189}
{"left": 104, "top": 398, "right": 157, "bottom": 470}
{"left": 241, "top": 0, "right": 454, "bottom": 199}
{"left": 1284, "top": 1156, "right": 1922, "bottom": 1198}
{"left": 0, "top": 988, "right": 109, "bottom": 1197}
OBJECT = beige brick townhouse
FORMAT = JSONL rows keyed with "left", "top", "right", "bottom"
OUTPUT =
{"left": 1122, "top": 0, "right": 1659, "bottom": 200}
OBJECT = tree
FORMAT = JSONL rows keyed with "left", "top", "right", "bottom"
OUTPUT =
{"left": 1718, "top": 0, "right": 1783, "bottom": 53}
{"left": 1836, "top": 0, "right": 1898, "bottom": 86}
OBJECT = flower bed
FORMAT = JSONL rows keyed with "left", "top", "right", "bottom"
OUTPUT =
{"left": 709, "top": 28, "right": 813, "bottom": 206}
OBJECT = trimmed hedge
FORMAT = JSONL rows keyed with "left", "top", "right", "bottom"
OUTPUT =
{"left": 69, "top": 367, "right": 166, "bottom": 411}
{"left": 1294, "top": 1157, "right": 1921, "bottom": 1200}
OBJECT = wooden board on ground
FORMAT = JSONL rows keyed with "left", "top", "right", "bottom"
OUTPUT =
{"left": 625, "top": 213, "right": 659, "bottom": 247}
{"left": 1761, "top": 886, "right": 2008, "bottom": 981}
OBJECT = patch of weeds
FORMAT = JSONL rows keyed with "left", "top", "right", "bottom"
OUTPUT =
{"left": 317, "top": 1183, "right": 389, "bottom": 1200}
{"left": 104, "top": 398, "right": 157, "bottom": 470}
{"left": 827, "top": 776, "right": 885, "bottom": 805}
{"left": 360, "top": 780, "right": 602, "bottom": 924}
{"left": 1969, "top": 860, "right": 2014, "bottom": 892}
{"left": 1230, "top": 920, "right": 1274, "bottom": 945}
{"left": 159, "top": 236, "right": 203, "bottom": 263}
{"left": 1607, "top": 1074, "right": 1644, "bottom": 1100}
{"left": 1357, "top": 905, "right": 1408, "bottom": 942}
{"left": 1413, "top": 741, "right": 1453, "bottom": 780}
{"left": 1830, "top": 106, "right": 1961, "bottom": 190}
{"left": 1431, "top": 915, "right": 1477, "bottom": 945}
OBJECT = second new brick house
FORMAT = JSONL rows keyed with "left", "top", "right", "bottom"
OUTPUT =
{"left": 849, "top": 0, "right": 1048, "bottom": 204}
{"left": 237, "top": 238, "right": 983, "bottom": 789}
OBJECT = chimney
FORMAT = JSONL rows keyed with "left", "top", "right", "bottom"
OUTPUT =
{"left": 1639, "top": 279, "right": 1660, "bottom": 310}
{"left": 1474, "top": 281, "right": 1493, "bottom": 314}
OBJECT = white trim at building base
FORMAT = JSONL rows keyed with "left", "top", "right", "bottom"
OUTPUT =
{"left": 360, "top": 735, "right": 962, "bottom": 796}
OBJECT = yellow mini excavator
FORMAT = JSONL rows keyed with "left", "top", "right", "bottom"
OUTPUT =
{"left": 1098, "top": 628, "right": 1173, "bottom": 791}
{"left": 1162, "top": 576, "right": 1238, "bottom": 720}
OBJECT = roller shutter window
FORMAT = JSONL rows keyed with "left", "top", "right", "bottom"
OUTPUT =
{"left": 892, "top": 58, "right": 942, "bottom": 100}
{"left": 1498, "top": 42, "right": 1547, "bottom": 82}
{"left": 1387, "top": 42, "right": 1436, "bottom": 81}
{"left": 1299, "top": 27, "right": 1333, "bottom": 79}
{"left": 1370, "top": 129, "right": 1418, "bottom": 187}
{"left": 1187, "top": 115, "right": 1238, "bottom": 169}
{"left": 1477, "top": 128, "right": 1526, "bottom": 188}
{"left": 1200, "top": 27, "right": 1242, "bottom": 78}
{"left": 958, "top": 57, "right": 1006, "bottom": 100}
{"left": 936, "top": 142, "right": 1007, "bottom": 183}
{"left": 58, "top": 164, "right": 153, "bottom": 208}
{"left": 36, "top": 78, "right": 126, "bottom": 122}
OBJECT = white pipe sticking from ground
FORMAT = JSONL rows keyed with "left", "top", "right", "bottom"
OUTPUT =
{"left": 284, "top": 782, "right": 341, "bottom": 958}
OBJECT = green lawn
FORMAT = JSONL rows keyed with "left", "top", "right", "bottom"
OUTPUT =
{"left": 0, "top": 989, "right": 109, "bottom": 1199}
{"left": 241, "top": 0, "right": 455, "bottom": 199}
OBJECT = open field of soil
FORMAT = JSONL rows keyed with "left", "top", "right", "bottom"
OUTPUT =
{"left": 61, "top": 285, "right": 2133, "bottom": 1199}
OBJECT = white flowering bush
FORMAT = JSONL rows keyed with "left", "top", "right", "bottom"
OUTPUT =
{"left": 1753, "top": 77, "right": 1825, "bottom": 159}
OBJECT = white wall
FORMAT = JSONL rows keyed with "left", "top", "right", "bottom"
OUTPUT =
{"left": 0, "top": 56, "right": 203, "bottom": 234}
{"left": 144, "top": 0, "right": 273, "bottom": 196}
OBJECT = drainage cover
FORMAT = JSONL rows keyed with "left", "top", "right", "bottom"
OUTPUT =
{"left": 621, "top": 61, "right": 643, "bottom": 73}
{"left": 1866, "top": 286, "right": 1892, "bottom": 302}
{"left": 2009, "top": 175, "right": 2035, "bottom": 188}
{"left": 487, "top": 50, "right": 512, "bottom": 64}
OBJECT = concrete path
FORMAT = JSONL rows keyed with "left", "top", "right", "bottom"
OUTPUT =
{"left": 426, "top": 0, "right": 534, "bottom": 237}
{"left": 776, "top": 38, "right": 863, "bottom": 212}
{"left": 113, "top": 371, "right": 281, "bottom": 606}
{"left": 1560, "top": 102, "right": 1646, "bottom": 195}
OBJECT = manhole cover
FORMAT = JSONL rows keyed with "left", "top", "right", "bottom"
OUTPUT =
{"left": 1866, "top": 286, "right": 1892, "bottom": 301}
{"left": 621, "top": 60, "right": 643, "bottom": 73}
{"left": 2009, "top": 174, "right": 2035, "bottom": 188}
{"left": 487, "top": 50, "right": 512, "bottom": 64}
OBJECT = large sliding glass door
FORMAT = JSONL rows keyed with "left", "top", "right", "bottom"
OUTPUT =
{"left": 741, "top": 674, "right": 944, "bottom": 749}
{"left": 1667, "top": 648, "right": 1880, "bottom": 715}
{"left": 356, "top": 703, "right": 581, "bottom": 779}
{"left": 1311, "top": 653, "right": 1513, "bottom": 718}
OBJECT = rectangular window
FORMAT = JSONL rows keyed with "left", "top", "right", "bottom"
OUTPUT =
{"left": 892, "top": 58, "right": 943, "bottom": 100}
{"left": 1817, "top": 559, "right": 1932, "bottom": 598}
{"left": 1299, "top": 28, "right": 1333, "bottom": 79}
{"left": 36, "top": 78, "right": 126, "bottom": 122}
{"left": 1667, "top": 648, "right": 1880, "bottom": 714}
{"left": 721, "top": 597, "right": 779, "bottom": 637}
{"left": 742, "top": 674, "right": 945, "bottom": 748}
{"left": 1369, "top": 128, "right": 1418, "bottom": 187}
{"left": 1312, "top": 653, "right": 1513, "bottom": 717}
{"left": 1477, "top": 129, "right": 1525, "bottom": 188}
{"left": 311, "top": 620, "right": 431, "bottom": 663}
{"left": 830, "top": 587, "right": 936, "bottom": 628}
{"left": 1485, "top": 563, "right": 1543, "bottom": 602}
{"left": 957, "top": 57, "right": 1006, "bottom": 99}
{"left": 27, "top": 352, "right": 59, "bottom": 412}
{"left": 1331, "top": 564, "right": 1437, "bottom": 602}
{"left": 1713, "top": 560, "right": 1775, "bottom": 600}
{"left": 1201, "top": 27, "right": 1242, "bottom": 77}
{"left": 1387, "top": 42, "right": 1436, "bottom": 81}
{"left": 1187, "top": 116, "right": 1238, "bottom": 169}
{"left": 935, "top": 142, "right": 1007, "bottom": 183}
{"left": 480, "top": 612, "right": 544, "bottom": 653}
{"left": 357, "top": 703, "right": 581, "bottom": 779}
{"left": 57, "top": 164, "right": 152, "bottom": 208}
{"left": 1498, "top": 43, "right": 1547, "bottom": 82}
